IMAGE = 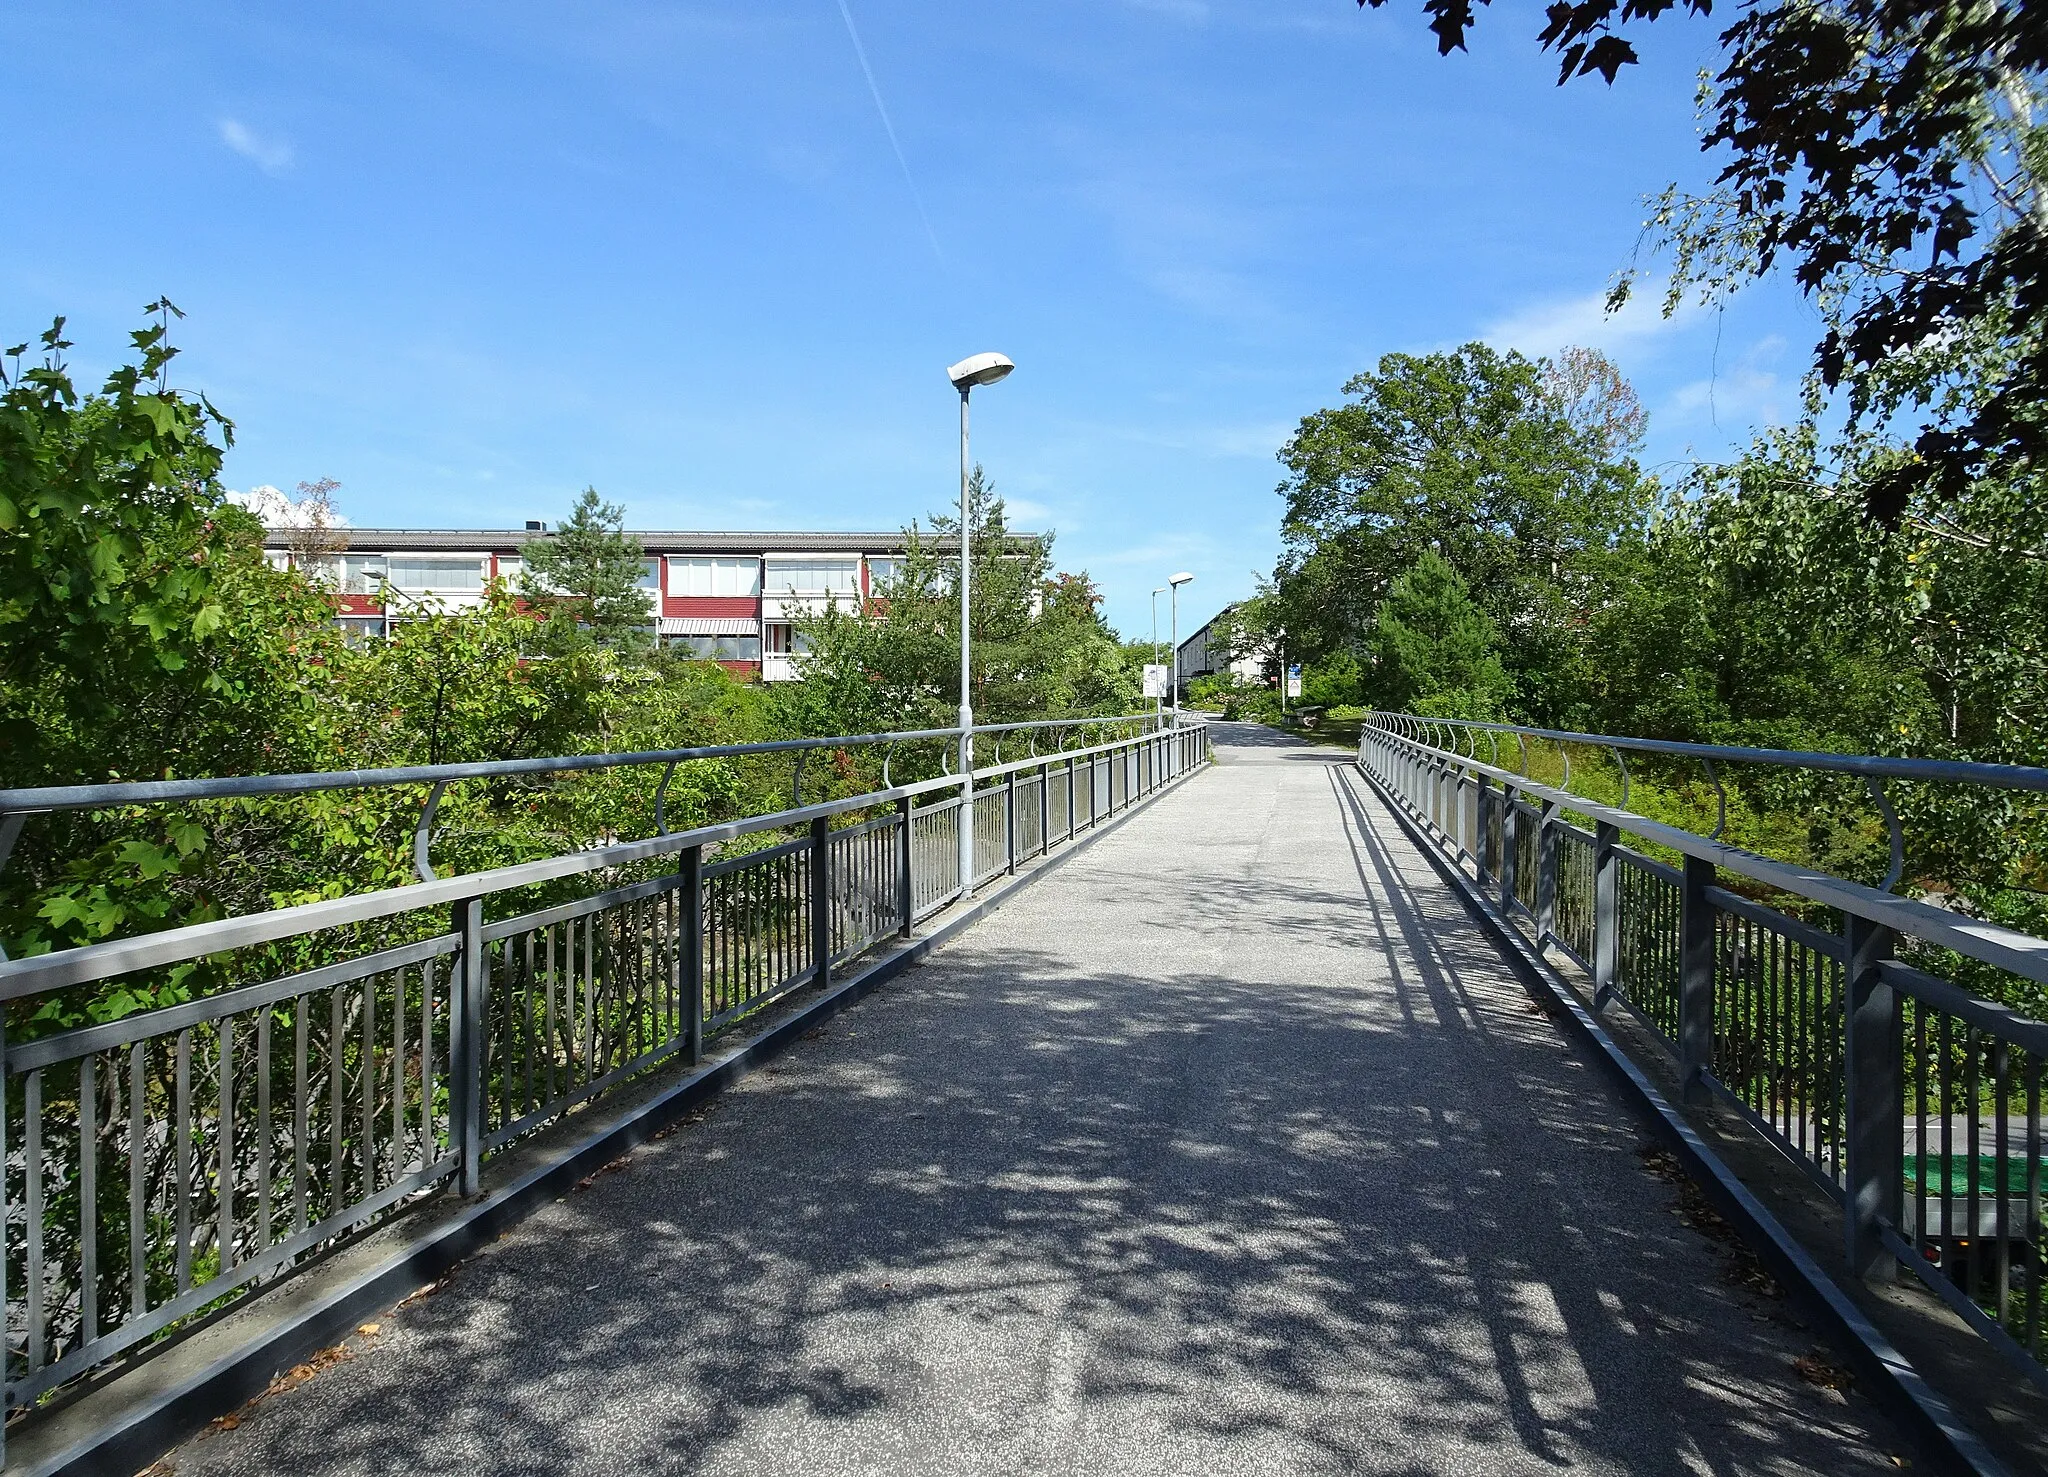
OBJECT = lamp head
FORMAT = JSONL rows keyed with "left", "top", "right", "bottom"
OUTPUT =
{"left": 1169, "top": 572, "right": 1194, "bottom": 587}
{"left": 946, "top": 352, "right": 1015, "bottom": 392}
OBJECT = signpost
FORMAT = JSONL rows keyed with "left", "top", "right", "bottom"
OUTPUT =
{"left": 1285, "top": 664, "right": 1302, "bottom": 701}
{"left": 1142, "top": 663, "right": 1168, "bottom": 700}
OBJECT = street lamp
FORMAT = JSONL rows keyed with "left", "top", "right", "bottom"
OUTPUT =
{"left": 946, "top": 350, "right": 1014, "bottom": 900}
{"left": 1168, "top": 572, "right": 1193, "bottom": 725}
{"left": 1150, "top": 586, "right": 1167, "bottom": 725}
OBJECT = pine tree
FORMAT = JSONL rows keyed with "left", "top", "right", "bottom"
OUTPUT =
{"left": 518, "top": 487, "right": 654, "bottom": 652}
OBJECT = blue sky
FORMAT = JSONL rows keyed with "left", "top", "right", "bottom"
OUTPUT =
{"left": 5, "top": 1, "right": 1813, "bottom": 642}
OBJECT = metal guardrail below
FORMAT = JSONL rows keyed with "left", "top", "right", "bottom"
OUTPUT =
{"left": 0, "top": 720, "right": 1213, "bottom": 1449}
{"left": 1359, "top": 713, "right": 2048, "bottom": 1394}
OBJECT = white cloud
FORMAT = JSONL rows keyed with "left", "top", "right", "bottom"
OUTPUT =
{"left": 1481, "top": 280, "right": 1699, "bottom": 360}
{"left": 227, "top": 485, "right": 349, "bottom": 528}
{"left": 218, "top": 118, "right": 294, "bottom": 176}
{"left": 1663, "top": 335, "right": 1794, "bottom": 431}
{"left": 998, "top": 495, "right": 1056, "bottom": 527}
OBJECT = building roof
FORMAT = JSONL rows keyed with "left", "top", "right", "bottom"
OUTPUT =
{"left": 264, "top": 527, "right": 986, "bottom": 555}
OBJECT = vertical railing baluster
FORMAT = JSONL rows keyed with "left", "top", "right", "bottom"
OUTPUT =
{"left": 174, "top": 1030, "right": 192, "bottom": 1294}
{"left": 27, "top": 1065, "right": 43, "bottom": 1371}
{"left": 256, "top": 1011, "right": 273, "bottom": 1248}
{"left": 1005, "top": 771, "right": 1018, "bottom": 875}
{"left": 129, "top": 1041, "right": 147, "bottom": 1316}
{"left": 811, "top": 816, "right": 832, "bottom": 989}
{"left": 896, "top": 800, "right": 914, "bottom": 936}
{"left": 219, "top": 1017, "right": 236, "bottom": 1272}
{"left": 80, "top": 1053, "right": 97, "bottom": 1350}
{"left": 1592, "top": 821, "right": 1619, "bottom": 1012}
{"left": 682, "top": 844, "right": 704, "bottom": 1063}
{"left": 1679, "top": 855, "right": 1716, "bottom": 1107}
{"left": 452, "top": 898, "right": 486, "bottom": 1196}
{"left": 1535, "top": 799, "right": 1559, "bottom": 948}
{"left": 1843, "top": 913, "right": 1899, "bottom": 1281}
{"left": 1499, "top": 787, "right": 1520, "bottom": 917}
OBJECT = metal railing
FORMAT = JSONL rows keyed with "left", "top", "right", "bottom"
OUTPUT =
{"left": 0, "top": 718, "right": 1212, "bottom": 1442}
{"left": 1359, "top": 712, "right": 2048, "bottom": 1392}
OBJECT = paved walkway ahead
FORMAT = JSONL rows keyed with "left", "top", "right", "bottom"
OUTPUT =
{"left": 166, "top": 726, "right": 1907, "bottom": 1476}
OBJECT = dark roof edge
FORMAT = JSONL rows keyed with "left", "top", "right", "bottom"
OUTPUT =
{"left": 261, "top": 528, "right": 1038, "bottom": 553}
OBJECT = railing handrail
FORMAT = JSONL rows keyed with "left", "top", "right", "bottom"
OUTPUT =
{"left": 1372, "top": 711, "right": 2048, "bottom": 795}
{"left": 1362, "top": 719, "right": 2048, "bottom": 989}
{"left": 0, "top": 724, "right": 1199, "bottom": 1000}
{"left": 0, "top": 713, "right": 1169, "bottom": 815}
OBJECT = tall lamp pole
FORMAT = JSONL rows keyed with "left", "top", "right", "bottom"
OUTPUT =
{"left": 1151, "top": 586, "right": 1167, "bottom": 726}
{"left": 1168, "top": 572, "right": 1193, "bottom": 726}
{"left": 945, "top": 351, "right": 1014, "bottom": 901}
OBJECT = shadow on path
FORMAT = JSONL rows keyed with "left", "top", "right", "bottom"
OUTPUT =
{"left": 162, "top": 739, "right": 1905, "bottom": 1477}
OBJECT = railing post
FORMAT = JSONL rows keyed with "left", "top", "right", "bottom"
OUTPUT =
{"left": 451, "top": 896, "right": 486, "bottom": 1195}
{"left": 1472, "top": 774, "right": 1493, "bottom": 886}
{"left": 1004, "top": 769, "right": 1018, "bottom": 874}
{"left": 1843, "top": 913, "right": 1900, "bottom": 1281}
{"left": 896, "top": 797, "right": 915, "bottom": 936}
{"left": 1678, "top": 854, "right": 1716, "bottom": 1106}
{"left": 681, "top": 844, "right": 704, "bottom": 1063}
{"left": 1535, "top": 799, "right": 1559, "bottom": 947}
{"left": 1499, "top": 786, "right": 1519, "bottom": 915}
{"left": 810, "top": 816, "right": 832, "bottom": 989}
{"left": 1591, "top": 821, "right": 1619, "bottom": 1013}
{"left": 1039, "top": 762, "right": 1051, "bottom": 855}
{"left": 1067, "top": 757, "right": 1077, "bottom": 838}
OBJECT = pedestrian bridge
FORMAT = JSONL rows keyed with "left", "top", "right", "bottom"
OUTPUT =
{"left": 150, "top": 728, "right": 1913, "bottom": 1474}
{"left": 3, "top": 719, "right": 2039, "bottom": 1475}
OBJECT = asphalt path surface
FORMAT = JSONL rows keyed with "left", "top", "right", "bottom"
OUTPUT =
{"left": 162, "top": 724, "right": 1907, "bottom": 1475}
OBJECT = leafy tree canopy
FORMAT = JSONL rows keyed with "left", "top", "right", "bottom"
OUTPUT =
{"left": 1362, "top": 0, "right": 2048, "bottom": 526}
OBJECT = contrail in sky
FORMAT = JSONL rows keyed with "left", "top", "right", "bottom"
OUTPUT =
{"left": 835, "top": 0, "right": 945, "bottom": 266}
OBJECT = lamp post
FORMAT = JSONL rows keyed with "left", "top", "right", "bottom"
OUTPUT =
{"left": 1151, "top": 586, "right": 1167, "bottom": 726}
{"left": 945, "top": 351, "right": 1014, "bottom": 900}
{"left": 1168, "top": 571, "right": 1193, "bottom": 725}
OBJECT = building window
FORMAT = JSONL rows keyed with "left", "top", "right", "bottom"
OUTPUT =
{"left": 764, "top": 559, "right": 859, "bottom": 596}
{"left": 668, "top": 634, "right": 761, "bottom": 661}
{"left": 337, "top": 617, "right": 385, "bottom": 644}
{"left": 386, "top": 557, "right": 484, "bottom": 592}
{"left": 763, "top": 623, "right": 815, "bottom": 655}
{"left": 496, "top": 556, "right": 522, "bottom": 587}
{"left": 667, "top": 557, "right": 762, "bottom": 598}
{"left": 639, "top": 557, "right": 661, "bottom": 591}
{"left": 864, "top": 556, "right": 904, "bottom": 590}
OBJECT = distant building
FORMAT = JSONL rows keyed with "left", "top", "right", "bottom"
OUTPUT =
{"left": 263, "top": 525, "right": 980, "bottom": 682}
{"left": 1176, "top": 604, "right": 1268, "bottom": 687}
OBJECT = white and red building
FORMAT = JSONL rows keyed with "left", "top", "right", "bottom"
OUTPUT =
{"left": 265, "top": 525, "right": 956, "bottom": 682}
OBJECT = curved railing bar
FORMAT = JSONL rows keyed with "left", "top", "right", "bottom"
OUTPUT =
{"left": 1867, "top": 777, "right": 1906, "bottom": 892}
{"left": 1609, "top": 746, "right": 1630, "bottom": 811}
{"left": 792, "top": 753, "right": 808, "bottom": 808}
{"left": 653, "top": 760, "right": 679, "bottom": 836}
{"left": 413, "top": 781, "right": 448, "bottom": 884}
{"left": 1702, "top": 758, "right": 1727, "bottom": 841}
{"left": 1558, "top": 740, "right": 1571, "bottom": 790}
{"left": 1516, "top": 733, "right": 1529, "bottom": 778}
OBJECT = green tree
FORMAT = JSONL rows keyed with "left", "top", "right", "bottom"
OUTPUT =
{"left": 1355, "top": 0, "right": 2048, "bottom": 530}
{"left": 1271, "top": 343, "right": 1650, "bottom": 721}
{"left": 518, "top": 487, "right": 654, "bottom": 652}
{"left": 787, "top": 469, "right": 1140, "bottom": 735}
{"left": 1367, "top": 550, "right": 1514, "bottom": 718}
